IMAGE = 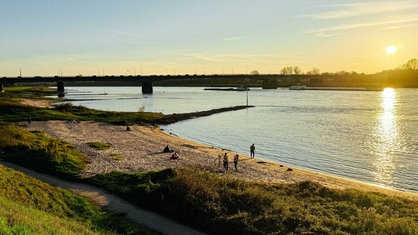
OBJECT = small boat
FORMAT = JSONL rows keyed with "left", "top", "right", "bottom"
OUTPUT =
{"left": 204, "top": 86, "right": 250, "bottom": 91}
{"left": 289, "top": 86, "right": 383, "bottom": 91}
{"left": 289, "top": 85, "right": 307, "bottom": 90}
{"left": 235, "top": 86, "right": 250, "bottom": 91}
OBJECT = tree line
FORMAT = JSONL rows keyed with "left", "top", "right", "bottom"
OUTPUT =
{"left": 276, "top": 58, "right": 417, "bottom": 75}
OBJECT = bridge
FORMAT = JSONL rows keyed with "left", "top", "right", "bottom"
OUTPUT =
{"left": 0, "top": 74, "right": 284, "bottom": 96}
{"left": 0, "top": 75, "right": 171, "bottom": 95}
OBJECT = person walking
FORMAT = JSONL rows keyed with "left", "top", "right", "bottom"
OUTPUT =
{"left": 250, "top": 144, "right": 255, "bottom": 158}
{"left": 233, "top": 154, "right": 239, "bottom": 171}
{"left": 223, "top": 153, "right": 229, "bottom": 171}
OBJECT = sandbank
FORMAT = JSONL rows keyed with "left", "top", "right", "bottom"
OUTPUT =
{"left": 26, "top": 120, "right": 418, "bottom": 201}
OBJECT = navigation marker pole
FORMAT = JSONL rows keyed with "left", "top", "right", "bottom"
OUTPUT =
{"left": 246, "top": 89, "right": 249, "bottom": 106}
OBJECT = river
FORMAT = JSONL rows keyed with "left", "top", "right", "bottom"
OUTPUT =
{"left": 63, "top": 86, "right": 418, "bottom": 193}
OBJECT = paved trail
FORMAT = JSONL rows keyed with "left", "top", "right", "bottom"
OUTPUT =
{"left": 2, "top": 162, "right": 205, "bottom": 235}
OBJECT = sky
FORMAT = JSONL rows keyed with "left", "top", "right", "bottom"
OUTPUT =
{"left": 1, "top": 0, "right": 417, "bottom": 77}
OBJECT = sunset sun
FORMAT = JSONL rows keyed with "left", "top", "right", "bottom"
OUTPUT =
{"left": 386, "top": 45, "right": 397, "bottom": 55}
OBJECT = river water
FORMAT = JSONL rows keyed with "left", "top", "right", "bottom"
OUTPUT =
{"left": 63, "top": 86, "right": 418, "bottom": 193}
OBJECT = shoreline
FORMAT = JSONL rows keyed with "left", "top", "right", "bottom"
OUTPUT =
{"left": 26, "top": 120, "right": 418, "bottom": 201}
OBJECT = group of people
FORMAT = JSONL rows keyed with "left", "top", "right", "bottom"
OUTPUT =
{"left": 214, "top": 153, "right": 239, "bottom": 171}
{"left": 214, "top": 144, "right": 256, "bottom": 172}
{"left": 162, "top": 143, "right": 256, "bottom": 168}
{"left": 163, "top": 145, "right": 180, "bottom": 159}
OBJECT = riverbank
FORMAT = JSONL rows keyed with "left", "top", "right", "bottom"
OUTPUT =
{"left": 26, "top": 120, "right": 418, "bottom": 201}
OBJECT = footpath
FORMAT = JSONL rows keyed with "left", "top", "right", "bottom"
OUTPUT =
{"left": 2, "top": 162, "right": 205, "bottom": 235}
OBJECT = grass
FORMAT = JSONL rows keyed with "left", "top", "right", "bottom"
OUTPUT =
{"left": 88, "top": 141, "right": 111, "bottom": 150}
{"left": 0, "top": 165, "right": 157, "bottom": 235}
{"left": 0, "top": 124, "right": 89, "bottom": 179}
{"left": 88, "top": 167, "right": 418, "bottom": 235}
{"left": 1, "top": 86, "right": 57, "bottom": 98}
{"left": 110, "top": 153, "right": 122, "bottom": 160}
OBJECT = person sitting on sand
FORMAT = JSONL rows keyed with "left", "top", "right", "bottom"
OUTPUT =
{"left": 223, "top": 153, "right": 228, "bottom": 171}
{"left": 170, "top": 152, "right": 179, "bottom": 159}
{"left": 163, "top": 145, "right": 173, "bottom": 153}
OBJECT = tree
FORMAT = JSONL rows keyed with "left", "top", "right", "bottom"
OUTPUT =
{"left": 293, "top": 66, "right": 302, "bottom": 75}
{"left": 250, "top": 70, "right": 260, "bottom": 75}
{"left": 280, "top": 66, "right": 293, "bottom": 75}
{"left": 306, "top": 67, "right": 320, "bottom": 75}
{"left": 401, "top": 58, "right": 418, "bottom": 70}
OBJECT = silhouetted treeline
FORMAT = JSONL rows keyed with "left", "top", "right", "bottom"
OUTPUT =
{"left": 2, "top": 69, "right": 417, "bottom": 88}
{"left": 155, "top": 69, "right": 418, "bottom": 88}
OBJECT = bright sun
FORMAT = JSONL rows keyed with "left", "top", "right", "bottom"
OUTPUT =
{"left": 386, "top": 45, "right": 397, "bottom": 55}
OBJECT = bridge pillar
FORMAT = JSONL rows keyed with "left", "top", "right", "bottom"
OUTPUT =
{"left": 0, "top": 83, "right": 3, "bottom": 92}
{"left": 57, "top": 81, "right": 65, "bottom": 97}
{"left": 142, "top": 81, "right": 153, "bottom": 94}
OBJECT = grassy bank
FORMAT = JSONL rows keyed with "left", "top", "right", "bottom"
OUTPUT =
{"left": 89, "top": 168, "right": 418, "bottom": 235}
{"left": 0, "top": 124, "right": 88, "bottom": 179}
{"left": 0, "top": 165, "right": 156, "bottom": 234}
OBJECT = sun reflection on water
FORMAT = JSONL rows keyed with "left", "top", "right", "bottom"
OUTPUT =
{"left": 372, "top": 88, "right": 397, "bottom": 187}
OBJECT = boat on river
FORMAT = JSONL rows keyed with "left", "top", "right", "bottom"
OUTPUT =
{"left": 289, "top": 85, "right": 307, "bottom": 90}
{"left": 289, "top": 85, "right": 383, "bottom": 91}
{"left": 204, "top": 86, "right": 250, "bottom": 91}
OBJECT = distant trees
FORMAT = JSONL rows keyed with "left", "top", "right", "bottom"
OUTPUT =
{"left": 280, "top": 66, "right": 293, "bottom": 75}
{"left": 280, "top": 66, "right": 302, "bottom": 75}
{"left": 401, "top": 58, "right": 418, "bottom": 70}
{"left": 306, "top": 67, "right": 320, "bottom": 75}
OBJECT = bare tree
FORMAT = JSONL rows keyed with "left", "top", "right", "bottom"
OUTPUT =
{"left": 402, "top": 58, "right": 418, "bottom": 70}
{"left": 306, "top": 67, "right": 320, "bottom": 75}
{"left": 293, "top": 66, "right": 302, "bottom": 75}
{"left": 280, "top": 66, "right": 293, "bottom": 75}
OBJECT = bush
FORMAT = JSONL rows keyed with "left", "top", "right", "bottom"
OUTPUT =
{"left": 89, "top": 167, "right": 418, "bottom": 235}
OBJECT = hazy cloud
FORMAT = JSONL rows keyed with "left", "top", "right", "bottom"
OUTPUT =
{"left": 306, "top": 16, "right": 418, "bottom": 35}
{"left": 185, "top": 52, "right": 279, "bottom": 63}
{"left": 298, "top": 1, "right": 418, "bottom": 19}
{"left": 222, "top": 35, "right": 250, "bottom": 41}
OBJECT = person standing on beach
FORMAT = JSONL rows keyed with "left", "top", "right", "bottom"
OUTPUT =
{"left": 223, "top": 153, "right": 229, "bottom": 171}
{"left": 214, "top": 154, "right": 222, "bottom": 169}
{"left": 250, "top": 144, "right": 255, "bottom": 158}
{"left": 233, "top": 154, "right": 239, "bottom": 171}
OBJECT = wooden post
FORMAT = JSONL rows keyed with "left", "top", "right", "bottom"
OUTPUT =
{"left": 0, "top": 83, "right": 3, "bottom": 92}
{"left": 57, "top": 81, "right": 65, "bottom": 97}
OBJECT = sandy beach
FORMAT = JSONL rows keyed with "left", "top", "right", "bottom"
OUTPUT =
{"left": 25, "top": 120, "right": 418, "bottom": 201}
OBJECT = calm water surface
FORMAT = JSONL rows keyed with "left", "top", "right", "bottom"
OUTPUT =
{"left": 64, "top": 86, "right": 418, "bottom": 192}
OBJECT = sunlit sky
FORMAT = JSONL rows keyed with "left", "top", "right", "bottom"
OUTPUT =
{"left": 1, "top": 0, "right": 417, "bottom": 77}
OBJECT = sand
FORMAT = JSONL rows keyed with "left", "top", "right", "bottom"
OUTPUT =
{"left": 19, "top": 98, "right": 55, "bottom": 108}
{"left": 26, "top": 120, "right": 418, "bottom": 201}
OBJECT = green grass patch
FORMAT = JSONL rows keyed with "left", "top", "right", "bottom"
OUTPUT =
{"left": 88, "top": 167, "right": 418, "bottom": 235}
{"left": 0, "top": 124, "right": 89, "bottom": 179}
{"left": 1, "top": 86, "right": 56, "bottom": 98}
{"left": 0, "top": 165, "right": 157, "bottom": 235}
{"left": 88, "top": 141, "right": 111, "bottom": 150}
{"left": 110, "top": 153, "right": 122, "bottom": 160}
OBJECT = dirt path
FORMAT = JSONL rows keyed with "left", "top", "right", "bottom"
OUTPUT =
{"left": 2, "top": 162, "right": 205, "bottom": 235}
